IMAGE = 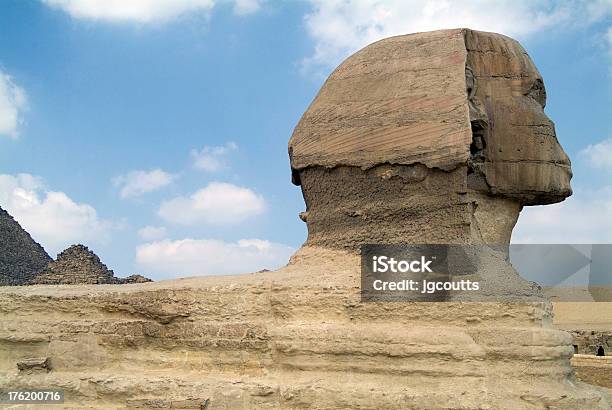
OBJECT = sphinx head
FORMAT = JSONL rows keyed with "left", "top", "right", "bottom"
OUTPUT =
{"left": 289, "top": 29, "right": 571, "bottom": 250}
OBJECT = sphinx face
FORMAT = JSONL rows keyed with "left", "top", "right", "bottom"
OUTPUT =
{"left": 465, "top": 30, "right": 572, "bottom": 205}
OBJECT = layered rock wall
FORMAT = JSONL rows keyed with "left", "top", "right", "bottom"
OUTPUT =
{"left": 0, "top": 249, "right": 609, "bottom": 409}
{"left": 571, "top": 355, "right": 612, "bottom": 388}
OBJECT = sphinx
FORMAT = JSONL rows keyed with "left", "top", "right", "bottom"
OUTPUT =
{"left": 0, "top": 29, "right": 609, "bottom": 409}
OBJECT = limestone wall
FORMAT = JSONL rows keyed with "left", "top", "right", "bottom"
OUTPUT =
{"left": 571, "top": 355, "right": 612, "bottom": 389}
{"left": 0, "top": 249, "right": 610, "bottom": 409}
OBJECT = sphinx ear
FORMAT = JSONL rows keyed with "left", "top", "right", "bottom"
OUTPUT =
{"left": 289, "top": 146, "right": 302, "bottom": 186}
{"left": 466, "top": 65, "right": 490, "bottom": 193}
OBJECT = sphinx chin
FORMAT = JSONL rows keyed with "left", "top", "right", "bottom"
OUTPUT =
{"left": 0, "top": 29, "right": 609, "bottom": 409}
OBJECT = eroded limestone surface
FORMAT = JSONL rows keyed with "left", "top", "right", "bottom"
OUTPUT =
{"left": 289, "top": 28, "right": 571, "bottom": 252}
{"left": 1, "top": 248, "right": 610, "bottom": 409}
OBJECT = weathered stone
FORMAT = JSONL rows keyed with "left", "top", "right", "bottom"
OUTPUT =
{"left": 571, "top": 355, "right": 612, "bottom": 388}
{"left": 464, "top": 30, "right": 572, "bottom": 205}
{"left": 0, "top": 206, "right": 51, "bottom": 286}
{"left": 289, "top": 29, "right": 571, "bottom": 205}
{"left": 0, "top": 263, "right": 610, "bottom": 408}
{"left": 289, "top": 28, "right": 571, "bottom": 253}
{"left": 16, "top": 357, "right": 51, "bottom": 373}
{"left": 289, "top": 29, "right": 472, "bottom": 174}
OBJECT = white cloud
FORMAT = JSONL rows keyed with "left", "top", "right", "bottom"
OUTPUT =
{"left": 137, "top": 225, "right": 167, "bottom": 241}
{"left": 0, "top": 173, "right": 112, "bottom": 255}
{"left": 190, "top": 141, "right": 237, "bottom": 172}
{"left": 234, "top": 0, "right": 261, "bottom": 15}
{"left": 42, "top": 0, "right": 265, "bottom": 22}
{"left": 136, "top": 237, "right": 294, "bottom": 278}
{"left": 302, "top": 0, "right": 612, "bottom": 73}
{"left": 581, "top": 137, "right": 612, "bottom": 169}
{"left": 158, "top": 181, "right": 265, "bottom": 225}
{"left": 588, "top": 0, "right": 612, "bottom": 23}
{"left": 43, "top": 0, "right": 216, "bottom": 23}
{"left": 0, "top": 69, "right": 27, "bottom": 139}
{"left": 512, "top": 186, "right": 612, "bottom": 244}
{"left": 113, "top": 168, "right": 176, "bottom": 199}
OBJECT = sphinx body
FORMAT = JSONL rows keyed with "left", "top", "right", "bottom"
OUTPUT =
{"left": 0, "top": 29, "right": 610, "bottom": 409}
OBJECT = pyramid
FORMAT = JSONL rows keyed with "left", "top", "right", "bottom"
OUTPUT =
{"left": 32, "top": 244, "right": 152, "bottom": 285}
{"left": 33, "top": 244, "right": 117, "bottom": 285}
{"left": 0, "top": 206, "right": 51, "bottom": 286}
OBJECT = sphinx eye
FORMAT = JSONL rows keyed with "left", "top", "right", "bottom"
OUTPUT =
{"left": 526, "top": 78, "right": 546, "bottom": 108}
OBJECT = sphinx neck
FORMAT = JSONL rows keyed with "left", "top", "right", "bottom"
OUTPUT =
{"left": 297, "top": 165, "right": 521, "bottom": 252}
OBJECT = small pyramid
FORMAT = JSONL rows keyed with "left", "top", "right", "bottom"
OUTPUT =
{"left": 33, "top": 244, "right": 117, "bottom": 285}
{"left": 0, "top": 206, "right": 51, "bottom": 286}
{"left": 121, "top": 274, "right": 153, "bottom": 284}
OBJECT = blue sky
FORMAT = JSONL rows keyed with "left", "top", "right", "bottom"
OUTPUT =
{"left": 0, "top": 0, "right": 610, "bottom": 279}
